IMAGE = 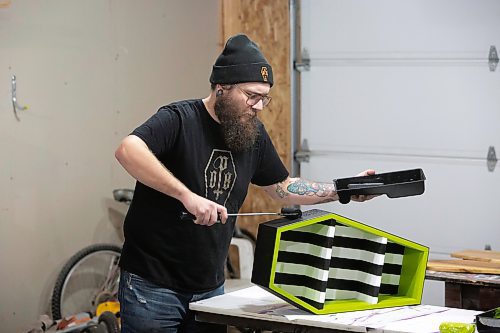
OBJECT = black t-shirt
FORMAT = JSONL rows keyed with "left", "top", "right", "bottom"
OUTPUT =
{"left": 119, "top": 99, "right": 289, "bottom": 292}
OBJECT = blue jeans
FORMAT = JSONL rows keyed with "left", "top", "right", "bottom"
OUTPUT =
{"left": 118, "top": 270, "right": 226, "bottom": 333}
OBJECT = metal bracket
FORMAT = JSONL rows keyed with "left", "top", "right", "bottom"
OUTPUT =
{"left": 489, "top": 45, "right": 498, "bottom": 72}
{"left": 294, "top": 139, "right": 311, "bottom": 163}
{"left": 487, "top": 146, "right": 497, "bottom": 172}
{"left": 11, "top": 75, "right": 28, "bottom": 121}
{"left": 294, "top": 48, "right": 310, "bottom": 72}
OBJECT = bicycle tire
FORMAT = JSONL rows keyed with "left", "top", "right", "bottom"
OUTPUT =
{"left": 98, "top": 311, "right": 120, "bottom": 333}
{"left": 51, "top": 244, "right": 122, "bottom": 320}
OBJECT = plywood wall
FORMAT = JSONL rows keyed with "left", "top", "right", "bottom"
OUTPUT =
{"left": 220, "top": 0, "right": 291, "bottom": 236}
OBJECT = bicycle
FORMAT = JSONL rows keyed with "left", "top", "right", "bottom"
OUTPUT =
{"left": 50, "top": 243, "right": 122, "bottom": 321}
{"left": 50, "top": 190, "right": 131, "bottom": 321}
{"left": 51, "top": 188, "right": 256, "bottom": 320}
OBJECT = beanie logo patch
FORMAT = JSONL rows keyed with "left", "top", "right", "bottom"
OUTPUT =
{"left": 261, "top": 66, "right": 269, "bottom": 82}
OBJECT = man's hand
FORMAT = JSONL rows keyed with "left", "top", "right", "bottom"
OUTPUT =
{"left": 181, "top": 192, "right": 228, "bottom": 226}
{"left": 350, "top": 169, "right": 379, "bottom": 202}
{"left": 356, "top": 169, "right": 376, "bottom": 177}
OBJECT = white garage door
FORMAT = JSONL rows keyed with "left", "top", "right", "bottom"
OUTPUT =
{"left": 298, "top": 0, "right": 500, "bottom": 305}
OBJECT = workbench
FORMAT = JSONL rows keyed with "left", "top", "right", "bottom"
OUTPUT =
{"left": 190, "top": 286, "right": 480, "bottom": 333}
{"left": 426, "top": 270, "right": 500, "bottom": 310}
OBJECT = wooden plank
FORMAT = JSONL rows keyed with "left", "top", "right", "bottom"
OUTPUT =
{"left": 427, "top": 260, "right": 500, "bottom": 274}
{"left": 451, "top": 250, "right": 500, "bottom": 263}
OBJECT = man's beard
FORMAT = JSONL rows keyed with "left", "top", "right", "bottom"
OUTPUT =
{"left": 214, "top": 95, "right": 259, "bottom": 152}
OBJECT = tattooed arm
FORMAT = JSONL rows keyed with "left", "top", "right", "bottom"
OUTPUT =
{"left": 262, "top": 169, "right": 376, "bottom": 205}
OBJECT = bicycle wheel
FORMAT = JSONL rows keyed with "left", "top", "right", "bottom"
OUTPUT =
{"left": 51, "top": 244, "right": 122, "bottom": 320}
{"left": 97, "top": 311, "right": 120, "bottom": 333}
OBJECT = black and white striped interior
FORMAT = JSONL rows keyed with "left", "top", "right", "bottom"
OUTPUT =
{"left": 272, "top": 219, "right": 406, "bottom": 308}
{"left": 274, "top": 220, "right": 336, "bottom": 309}
{"left": 327, "top": 225, "right": 388, "bottom": 304}
{"left": 380, "top": 241, "right": 405, "bottom": 295}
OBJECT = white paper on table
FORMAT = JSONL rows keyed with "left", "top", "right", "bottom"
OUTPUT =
{"left": 380, "top": 307, "right": 479, "bottom": 333}
{"left": 192, "top": 287, "right": 480, "bottom": 333}
{"left": 285, "top": 305, "right": 479, "bottom": 332}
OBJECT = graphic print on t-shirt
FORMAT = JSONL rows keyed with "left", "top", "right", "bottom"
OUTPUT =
{"left": 204, "top": 149, "right": 237, "bottom": 206}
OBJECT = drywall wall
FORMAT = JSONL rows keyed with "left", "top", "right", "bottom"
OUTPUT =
{"left": 0, "top": 0, "right": 218, "bottom": 330}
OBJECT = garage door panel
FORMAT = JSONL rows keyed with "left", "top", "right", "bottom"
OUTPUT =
{"left": 303, "top": 0, "right": 500, "bottom": 55}
{"left": 302, "top": 66, "right": 500, "bottom": 157}
{"left": 301, "top": 155, "right": 500, "bottom": 256}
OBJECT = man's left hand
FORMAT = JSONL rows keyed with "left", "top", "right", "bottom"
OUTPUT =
{"left": 350, "top": 169, "right": 379, "bottom": 202}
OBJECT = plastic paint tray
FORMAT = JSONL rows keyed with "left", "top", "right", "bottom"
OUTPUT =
{"left": 334, "top": 168, "right": 426, "bottom": 204}
{"left": 476, "top": 308, "right": 500, "bottom": 333}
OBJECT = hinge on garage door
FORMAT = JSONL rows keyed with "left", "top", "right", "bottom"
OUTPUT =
{"left": 489, "top": 46, "right": 498, "bottom": 72}
{"left": 487, "top": 146, "right": 497, "bottom": 172}
{"left": 294, "top": 48, "right": 310, "bottom": 72}
{"left": 295, "top": 139, "right": 311, "bottom": 163}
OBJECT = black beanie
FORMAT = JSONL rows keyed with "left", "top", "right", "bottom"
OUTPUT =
{"left": 210, "top": 34, "right": 273, "bottom": 87}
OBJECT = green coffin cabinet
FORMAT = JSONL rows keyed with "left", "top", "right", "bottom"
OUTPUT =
{"left": 251, "top": 209, "right": 429, "bottom": 314}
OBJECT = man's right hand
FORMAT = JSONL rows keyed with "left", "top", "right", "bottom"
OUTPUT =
{"left": 181, "top": 192, "right": 228, "bottom": 226}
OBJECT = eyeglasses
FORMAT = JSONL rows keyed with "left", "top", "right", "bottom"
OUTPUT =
{"left": 235, "top": 85, "right": 272, "bottom": 107}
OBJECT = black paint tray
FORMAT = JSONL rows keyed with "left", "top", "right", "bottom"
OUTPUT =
{"left": 334, "top": 168, "right": 426, "bottom": 204}
{"left": 476, "top": 308, "right": 500, "bottom": 333}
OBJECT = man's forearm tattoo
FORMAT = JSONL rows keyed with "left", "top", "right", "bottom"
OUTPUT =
{"left": 286, "top": 179, "right": 335, "bottom": 198}
{"left": 276, "top": 183, "right": 289, "bottom": 198}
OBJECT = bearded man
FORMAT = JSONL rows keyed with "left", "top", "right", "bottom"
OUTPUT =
{"left": 115, "top": 33, "right": 376, "bottom": 333}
